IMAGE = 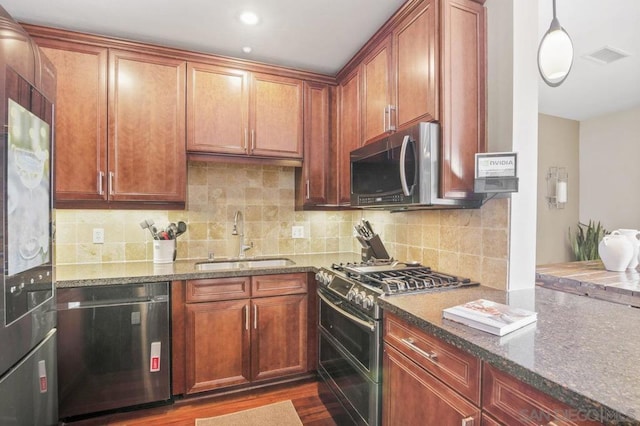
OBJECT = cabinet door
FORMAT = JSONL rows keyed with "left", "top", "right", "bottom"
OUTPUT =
{"left": 383, "top": 344, "right": 480, "bottom": 426}
{"left": 36, "top": 40, "right": 108, "bottom": 203}
{"left": 250, "top": 73, "right": 303, "bottom": 159}
{"left": 361, "top": 37, "right": 392, "bottom": 144}
{"left": 251, "top": 294, "right": 308, "bottom": 381}
{"left": 394, "top": 0, "right": 438, "bottom": 129}
{"left": 297, "top": 81, "right": 330, "bottom": 207}
{"left": 185, "top": 300, "right": 250, "bottom": 394}
{"left": 337, "top": 68, "right": 361, "bottom": 205}
{"left": 186, "top": 62, "right": 249, "bottom": 155}
{"left": 108, "top": 49, "right": 186, "bottom": 203}
{"left": 440, "top": 0, "right": 486, "bottom": 199}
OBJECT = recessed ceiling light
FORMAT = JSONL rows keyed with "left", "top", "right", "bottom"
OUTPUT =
{"left": 239, "top": 11, "right": 259, "bottom": 26}
{"left": 242, "top": 46, "right": 252, "bottom": 54}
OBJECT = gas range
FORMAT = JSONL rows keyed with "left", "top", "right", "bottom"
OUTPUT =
{"left": 315, "top": 260, "right": 478, "bottom": 320}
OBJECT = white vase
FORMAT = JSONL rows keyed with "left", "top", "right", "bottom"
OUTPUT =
{"left": 598, "top": 234, "right": 633, "bottom": 272}
{"left": 611, "top": 229, "right": 640, "bottom": 270}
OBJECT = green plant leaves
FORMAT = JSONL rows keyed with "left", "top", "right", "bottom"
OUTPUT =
{"left": 568, "top": 220, "right": 607, "bottom": 261}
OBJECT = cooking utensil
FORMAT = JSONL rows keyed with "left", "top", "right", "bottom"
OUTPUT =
{"left": 175, "top": 221, "right": 187, "bottom": 237}
{"left": 167, "top": 223, "right": 178, "bottom": 239}
{"left": 139, "top": 219, "right": 158, "bottom": 240}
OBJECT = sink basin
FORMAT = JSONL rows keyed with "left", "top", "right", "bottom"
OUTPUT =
{"left": 195, "top": 258, "right": 295, "bottom": 271}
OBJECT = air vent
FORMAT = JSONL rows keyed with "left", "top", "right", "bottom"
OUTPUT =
{"left": 583, "top": 46, "right": 630, "bottom": 65}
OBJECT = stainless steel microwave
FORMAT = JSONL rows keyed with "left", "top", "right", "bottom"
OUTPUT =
{"left": 350, "top": 122, "right": 482, "bottom": 210}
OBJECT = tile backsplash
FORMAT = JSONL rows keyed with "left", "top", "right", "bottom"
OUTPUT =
{"left": 54, "top": 161, "right": 509, "bottom": 289}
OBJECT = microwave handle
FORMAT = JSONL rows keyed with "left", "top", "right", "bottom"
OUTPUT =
{"left": 399, "top": 135, "right": 413, "bottom": 196}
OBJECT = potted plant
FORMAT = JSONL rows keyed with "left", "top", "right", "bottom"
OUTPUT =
{"left": 568, "top": 220, "right": 607, "bottom": 261}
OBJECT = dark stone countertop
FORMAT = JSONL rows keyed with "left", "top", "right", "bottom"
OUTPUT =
{"left": 379, "top": 286, "right": 640, "bottom": 424}
{"left": 536, "top": 260, "right": 640, "bottom": 307}
{"left": 54, "top": 252, "right": 363, "bottom": 288}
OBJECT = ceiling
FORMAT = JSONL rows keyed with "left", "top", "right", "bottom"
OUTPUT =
{"left": 2, "top": 0, "right": 637, "bottom": 122}
{"left": 0, "top": 0, "right": 406, "bottom": 76}
{"left": 538, "top": 0, "right": 640, "bottom": 121}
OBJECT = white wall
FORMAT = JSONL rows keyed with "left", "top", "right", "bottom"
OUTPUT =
{"left": 579, "top": 106, "right": 640, "bottom": 231}
{"left": 536, "top": 114, "right": 580, "bottom": 265}
{"left": 486, "top": 0, "right": 539, "bottom": 290}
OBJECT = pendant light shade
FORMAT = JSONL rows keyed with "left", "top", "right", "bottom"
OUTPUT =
{"left": 538, "top": 0, "right": 574, "bottom": 87}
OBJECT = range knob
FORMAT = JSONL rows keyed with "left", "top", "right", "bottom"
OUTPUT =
{"left": 346, "top": 289, "right": 358, "bottom": 302}
{"left": 355, "top": 291, "right": 367, "bottom": 305}
{"left": 362, "top": 295, "right": 375, "bottom": 310}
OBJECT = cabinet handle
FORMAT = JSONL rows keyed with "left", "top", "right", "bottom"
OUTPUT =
{"left": 306, "top": 180, "right": 310, "bottom": 200}
{"left": 250, "top": 129, "right": 255, "bottom": 153}
{"left": 461, "top": 417, "right": 474, "bottom": 426}
{"left": 108, "top": 172, "right": 114, "bottom": 195}
{"left": 387, "top": 104, "right": 397, "bottom": 131}
{"left": 253, "top": 304, "right": 258, "bottom": 329}
{"left": 245, "top": 305, "right": 249, "bottom": 330}
{"left": 383, "top": 106, "right": 388, "bottom": 132}
{"left": 244, "top": 128, "right": 249, "bottom": 152}
{"left": 401, "top": 337, "right": 438, "bottom": 363}
{"left": 97, "top": 171, "right": 105, "bottom": 195}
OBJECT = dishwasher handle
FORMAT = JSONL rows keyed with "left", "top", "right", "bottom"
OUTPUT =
{"left": 58, "top": 294, "right": 168, "bottom": 310}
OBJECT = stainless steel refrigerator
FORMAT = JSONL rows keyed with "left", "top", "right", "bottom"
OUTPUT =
{"left": 0, "top": 67, "right": 57, "bottom": 425}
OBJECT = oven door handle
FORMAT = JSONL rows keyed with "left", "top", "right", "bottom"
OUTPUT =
{"left": 318, "top": 291, "right": 375, "bottom": 332}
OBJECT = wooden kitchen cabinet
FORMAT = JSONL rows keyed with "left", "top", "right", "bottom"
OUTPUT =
{"left": 108, "top": 49, "right": 186, "bottom": 203}
{"left": 482, "top": 363, "right": 603, "bottom": 426}
{"left": 336, "top": 67, "right": 361, "bottom": 205}
{"left": 383, "top": 312, "right": 481, "bottom": 425}
{"left": 187, "top": 62, "right": 303, "bottom": 161}
{"left": 334, "top": 0, "right": 485, "bottom": 205}
{"left": 295, "top": 81, "right": 330, "bottom": 208}
{"left": 361, "top": 36, "right": 392, "bottom": 144}
{"left": 35, "top": 39, "right": 108, "bottom": 203}
{"left": 179, "top": 273, "right": 308, "bottom": 395}
{"left": 31, "top": 31, "right": 187, "bottom": 208}
{"left": 439, "top": 0, "right": 486, "bottom": 199}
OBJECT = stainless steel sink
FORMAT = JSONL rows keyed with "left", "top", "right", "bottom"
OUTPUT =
{"left": 195, "top": 258, "right": 295, "bottom": 271}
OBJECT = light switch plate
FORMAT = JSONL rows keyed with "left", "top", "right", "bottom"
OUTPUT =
{"left": 93, "top": 228, "right": 105, "bottom": 244}
{"left": 291, "top": 226, "right": 304, "bottom": 239}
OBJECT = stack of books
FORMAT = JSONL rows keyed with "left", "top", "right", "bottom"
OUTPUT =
{"left": 442, "top": 299, "right": 537, "bottom": 336}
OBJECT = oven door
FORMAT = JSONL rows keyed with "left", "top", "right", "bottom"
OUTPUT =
{"left": 318, "top": 332, "right": 381, "bottom": 426}
{"left": 318, "top": 289, "right": 380, "bottom": 381}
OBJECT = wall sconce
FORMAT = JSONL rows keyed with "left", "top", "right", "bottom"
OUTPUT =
{"left": 546, "top": 166, "right": 568, "bottom": 209}
{"left": 538, "top": 0, "right": 574, "bottom": 87}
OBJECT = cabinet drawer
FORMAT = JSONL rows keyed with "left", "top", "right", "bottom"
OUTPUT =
{"left": 482, "top": 363, "right": 603, "bottom": 425}
{"left": 251, "top": 273, "right": 307, "bottom": 298}
{"left": 186, "top": 277, "right": 251, "bottom": 302}
{"left": 384, "top": 313, "right": 481, "bottom": 404}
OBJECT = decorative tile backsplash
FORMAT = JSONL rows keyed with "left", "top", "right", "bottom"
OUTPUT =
{"left": 54, "top": 162, "right": 510, "bottom": 289}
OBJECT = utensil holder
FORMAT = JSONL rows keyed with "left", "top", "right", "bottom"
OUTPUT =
{"left": 153, "top": 239, "right": 176, "bottom": 264}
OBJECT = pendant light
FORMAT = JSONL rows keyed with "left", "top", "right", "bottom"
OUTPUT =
{"left": 538, "top": 0, "right": 574, "bottom": 87}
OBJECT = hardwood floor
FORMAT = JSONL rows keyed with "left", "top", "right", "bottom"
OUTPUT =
{"left": 61, "top": 379, "right": 343, "bottom": 426}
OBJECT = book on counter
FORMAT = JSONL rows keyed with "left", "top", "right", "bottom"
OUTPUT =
{"left": 442, "top": 299, "right": 537, "bottom": 336}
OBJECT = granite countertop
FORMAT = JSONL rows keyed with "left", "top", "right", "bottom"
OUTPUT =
{"left": 379, "top": 286, "right": 640, "bottom": 424}
{"left": 54, "top": 252, "right": 362, "bottom": 288}
{"left": 536, "top": 260, "right": 640, "bottom": 307}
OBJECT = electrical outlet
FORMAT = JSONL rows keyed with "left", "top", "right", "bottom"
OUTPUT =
{"left": 92, "top": 228, "right": 105, "bottom": 244}
{"left": 291, "top": 226, "right": 304, "bottom": 239}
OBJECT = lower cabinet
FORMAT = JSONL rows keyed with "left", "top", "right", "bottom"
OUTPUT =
{"left": 383, "top": 313, "right": 604, "bottom": 426}
{"left": 177, "top": 273, "right": 308, "bottom": 395}
{"left": 383, "top": 313, "right": 480, "bottom": 425}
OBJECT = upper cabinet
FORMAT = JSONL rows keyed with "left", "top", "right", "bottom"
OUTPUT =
{"left": 187, "top": 62, "right": 303, "bottom": 162}
{"left": 440, "top": 0, "right": 486, "bottom": 199}
{"left": 31, "top": 30, "right": 187, "bottom": 208}
{"left": 34, "top": 39, "right": 109, "bottom": 204}
{"left": 108, "top": 50, "right": 186, "bottom": 204}
{"left": 334, "top": 0, "right": 486, "bottom": 204}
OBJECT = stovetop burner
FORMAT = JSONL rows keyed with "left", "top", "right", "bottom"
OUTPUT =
{"left": 329, "top": 260, "right": 477, "bottom": 295}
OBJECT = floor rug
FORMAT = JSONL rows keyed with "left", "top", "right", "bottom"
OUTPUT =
{"left": 195, "top": 400, "right": 303, "bottom": 426}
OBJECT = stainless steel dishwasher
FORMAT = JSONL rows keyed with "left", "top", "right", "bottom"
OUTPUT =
{"left": 56, "top": 282, "right": 171, "bottom": 419}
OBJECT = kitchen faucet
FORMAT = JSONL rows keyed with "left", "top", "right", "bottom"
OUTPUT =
{"left": 232, "top": 210, "right": 253, "bottom": 259}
